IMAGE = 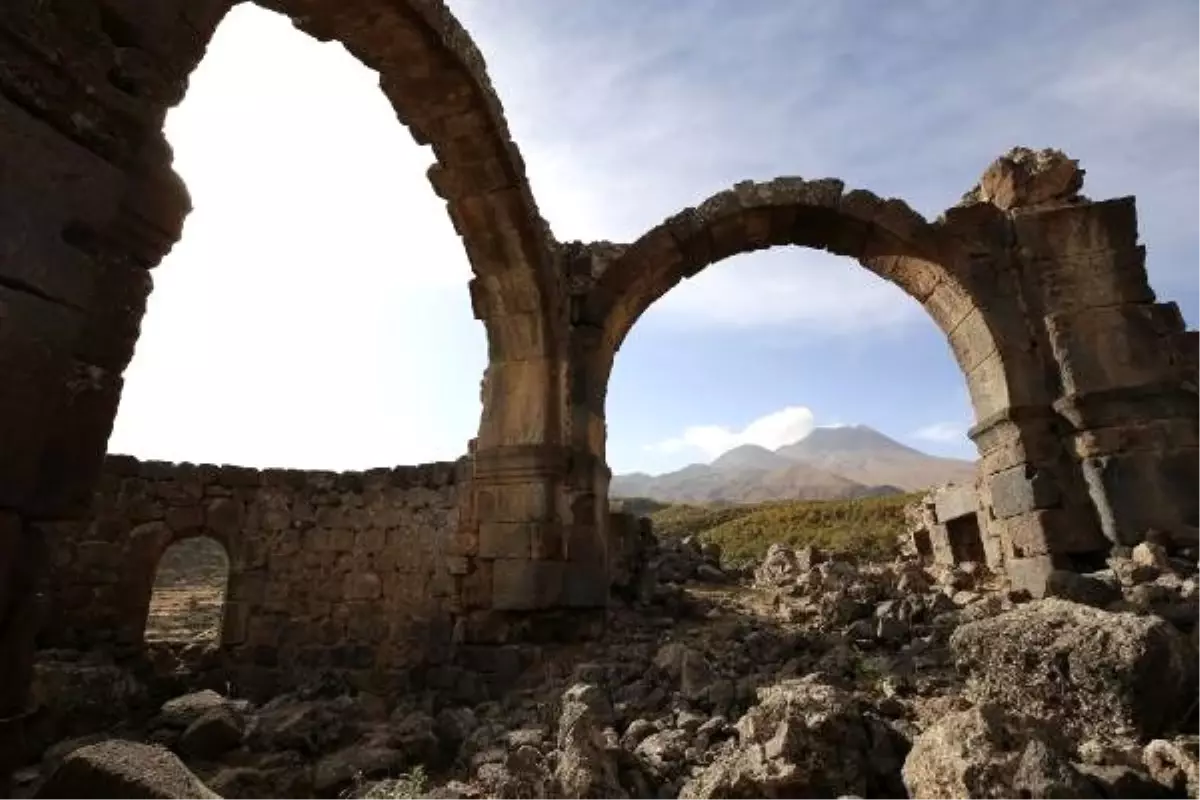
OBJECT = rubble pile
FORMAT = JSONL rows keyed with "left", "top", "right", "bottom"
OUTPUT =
{"left": 16, "top": 537, "right": 1198, "bottom": 799}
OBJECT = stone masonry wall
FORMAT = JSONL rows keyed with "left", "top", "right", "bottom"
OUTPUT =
{"left": 38, "top": 454, "right": 468, "bottom": 682}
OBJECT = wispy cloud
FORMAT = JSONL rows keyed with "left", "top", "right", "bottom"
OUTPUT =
{"left": 912, "top": 421, "right": 968, "bottom": 444}
{"left": 647, "top": 405, "right": 816, "bottom": 460}
{"left": 453, "top": 0, "right": 1199, "bottom": 329}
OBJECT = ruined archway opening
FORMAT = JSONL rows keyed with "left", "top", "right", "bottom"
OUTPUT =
{"left": 605, "top": 246, "right": 982, "bottom": 567}
{"left": 146, "top": 536, "right": 230, "bottom": 645}
{"left": 107, "top": 3, "right": 486, "bottom": 471}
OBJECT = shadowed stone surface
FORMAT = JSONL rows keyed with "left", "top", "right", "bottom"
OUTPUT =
{"left": 0, "top": 0, "right": 1195, "bottom": 788}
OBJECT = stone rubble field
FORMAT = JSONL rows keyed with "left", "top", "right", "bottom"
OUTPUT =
{"left": 17, "top": 530, "right": 1199, "bottom": 799}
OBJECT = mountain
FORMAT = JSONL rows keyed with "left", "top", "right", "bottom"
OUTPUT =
{"left": 610, "top": 424, "right": 975, "bottom": 505}
{"left": 711, "top": 444, "right": 795, "bottom": 472}
{"left": 775, "top": 425, "right": 976, "bottom": 491}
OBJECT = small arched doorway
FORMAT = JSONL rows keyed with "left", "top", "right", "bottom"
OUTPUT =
{"left": 145, "top": 536, "right": 230, "bottom": 645}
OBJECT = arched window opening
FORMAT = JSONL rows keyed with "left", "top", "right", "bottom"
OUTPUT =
{"left": 607, "top": 248, "right": 979, "bottom": 566}
{"left": 146, "top": 537, "right": 230, "bottom": 645}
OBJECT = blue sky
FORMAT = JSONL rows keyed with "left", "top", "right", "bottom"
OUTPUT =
{"left": 107, "top": 0, "right": 1198, "bottom": 475}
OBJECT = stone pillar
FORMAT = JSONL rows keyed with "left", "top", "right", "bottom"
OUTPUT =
{"left": 458, "top": 442, "right": 609, "bottom": 632}
{"left": 1012, "top": 198, "right": 1198, "bottom": 547}
{"left": 970, "top": 408, "right": 1109, "bottom": 593}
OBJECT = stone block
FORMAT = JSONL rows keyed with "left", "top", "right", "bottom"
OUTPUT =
{"left": 478, "top": 521, "right": 532, "bottom": 559}
{"left": 1002, "top": 508, "right": 1107, "bottom": 558}
{"left": 0, "top": 95, "right": 127, "bottom": 306}
{"left": 491, "top": 558, "right": 562, "bottom": 611}
{"left": 561, "top": 561, "right": 609, "bottom": 609}
{"left": 946, "top": 307, "right": 996, "bottom": 374}
{"left": 1083, "top": 450, "right": 1200, "bottom": 546}
{"left": 987, "top": 464, "right": 1060, "bottom": 519}
{"left": 923, "top": 281, "right": 975, "bottom": 334}
{"left": 474, "top": 480, "right": 555, "bottom": 523}
{"left": 1012, "top": 197, "right": 1139, "bottom": 261}
{"left": 1046, "top": 304, "right": 1176, "bottom": 395}
{"left": 964, "top": 351, "right": 1011, "bottom": 422}
{"left": 1006, "top": 554, "right": 1073, "bottom": 598}
{"left": 933, "top": 484, "right": 978, "bottom": 522}
{"left": 565, "top": 525, "right": 605, "bottom": 563}
{"left": 0, "top": 290, "right": 85, "bottom": 509}
{"left": 1032, "top": 247, "right": 1154, "bottom": 314}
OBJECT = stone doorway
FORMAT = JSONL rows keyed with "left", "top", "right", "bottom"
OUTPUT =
{"left": 145, "top": 536, "right": 230, "bottom": 646}
{"left": 946, "top": 514, "right": 986, "bottom": 565}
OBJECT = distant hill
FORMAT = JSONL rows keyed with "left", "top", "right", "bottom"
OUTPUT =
{"left": 776, "top": 425, "right": 976, "bottom": 491}
{"left": 610, "top": 424, "right": 974, "bottom": 504}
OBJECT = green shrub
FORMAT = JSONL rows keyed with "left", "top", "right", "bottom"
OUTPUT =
{"left": 646, "top": 493, "right": 919, "bottom": 566}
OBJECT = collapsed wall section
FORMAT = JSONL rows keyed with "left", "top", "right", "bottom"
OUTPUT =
{"left": 38, "top": 454, "right": 468, "bottom": 678}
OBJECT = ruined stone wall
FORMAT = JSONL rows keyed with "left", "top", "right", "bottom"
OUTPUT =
{"left": 39, "top": 455, "right": 468, "bottom": 680}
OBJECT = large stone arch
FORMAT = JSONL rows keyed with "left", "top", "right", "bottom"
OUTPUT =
{"left": 0, "top": 0, "right": 563, "bottom": 782}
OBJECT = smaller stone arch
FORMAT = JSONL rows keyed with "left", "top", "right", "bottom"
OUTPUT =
{"left": 580, "top": 177, "right": 1019, "bottom": 458}
{"left": 144, "top": 534, "right": 232, "bottom": 645}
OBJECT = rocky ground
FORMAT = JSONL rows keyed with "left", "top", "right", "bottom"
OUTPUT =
{"left": 16, "top": 531, "right": 1200, "bottom": 799}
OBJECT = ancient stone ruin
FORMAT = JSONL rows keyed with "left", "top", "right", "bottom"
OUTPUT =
{"left": 0, "top": 1, "right": 1196, "bottom": 797}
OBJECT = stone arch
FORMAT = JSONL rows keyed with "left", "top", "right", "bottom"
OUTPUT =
{"left": 2, "top": 0, "right": 563, "bottom": 524}
{"left": 125, "top": 519, "right": 237, "bottom": 646}
{"left": 580, "top": 178, "right": 1024, "bottom": 459}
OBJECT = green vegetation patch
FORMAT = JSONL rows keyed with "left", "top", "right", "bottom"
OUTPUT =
{"left": 645, "top": 493, "right": 920, "bottom": 566}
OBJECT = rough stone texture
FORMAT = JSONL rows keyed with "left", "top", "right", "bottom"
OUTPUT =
{"left": 35, "top": 739, "right": 219, "bottom": 798}
{"left": 949, "top": 599, "right": 1197, "bottom": 742}
{"left": 904, "top": 483, "right": 998, "bottom": 568}
{"left": 959, "top": 146, "right": 1086, "bottom": 211}
{"left": 0, "top": 0, "right": 1195, "bottom": 781}
{"left": 40, "top": 455, "right": 467, "bottom": 684}
{"left": 681, "top": 679, "right": 907, "bottom": 798}
{"left": 902, "top": 704, "right": 1093, "bottom": 799}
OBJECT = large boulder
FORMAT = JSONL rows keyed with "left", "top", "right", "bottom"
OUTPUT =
{"left": 36, "top": 740, "right": 219, "bottom": 799}
{"left": 902, "top": 705, "right": 1093, "bottom": 799}
{"left": 159, "top": 690, "right": 230, "bottom": 729}
{"left": 681, "top": 678, "right": 907, "bottom": 798}
{"left": 949, "top": 599, "right": 1195, "bottom": 741}
{"left": 179, "top": 705, "right": 245, "bottom": 759}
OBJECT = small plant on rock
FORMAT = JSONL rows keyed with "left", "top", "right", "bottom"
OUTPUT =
{"left": 343, "top": 766, "right": 429, "bottom": 800}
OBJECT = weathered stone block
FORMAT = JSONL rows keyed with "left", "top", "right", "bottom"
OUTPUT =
{"left": 1046, "top": 304, "right": 1176, "bottom": 395}
{"left": 474, "top": 480, "right": 554, "bottom": 523}
{"left": 0, "top": 96, "right": 128, "bottom": 305}
{"left": 1002, "top": 508, "right": 1106, "bottom": 558}
{"left": 933, "top": 484, "right": 978, "bottom": 521}
{"left": 947, "top": 308, "right": 996, "bottom": 374}
{"left": 1012, "top": 196, "right": 1139, "bottom": 258}
{"left": 1083, "top": 450, "right": 1200, "bottom": 546}
{"left": 988, "top": 464, "right": 1060, "bottom": 519}
{"left": 1005, "top": 553, "right": 1072, "bottom": 597}
{"left": 491, "top": 558, "right": 562, "bottom": 611}
{"left": 561, "top": 561, "right": 608, "bottom": 609}
{"left": 478, "top": 521, "right": 532, "bottom": 559}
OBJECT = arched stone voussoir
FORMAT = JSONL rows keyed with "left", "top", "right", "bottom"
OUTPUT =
{"left": 593, "top": 177, "right": 950, "bottom": 355}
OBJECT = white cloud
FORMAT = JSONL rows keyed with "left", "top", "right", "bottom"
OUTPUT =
{"left": 646, "top": 248, "right": 923, "bottom": 333}
{"left": 647, "top": 405, "right": 816, "bottom": 460}
{"left": 912, "top": 421, "right": 967, "bottom": 443}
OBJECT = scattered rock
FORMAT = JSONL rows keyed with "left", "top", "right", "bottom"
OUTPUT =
{"left": 36, "top": 740, "right": 219, "bottom": 799}
{"left": 949, "top": 599, "right": 1196, "bottom": 741}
